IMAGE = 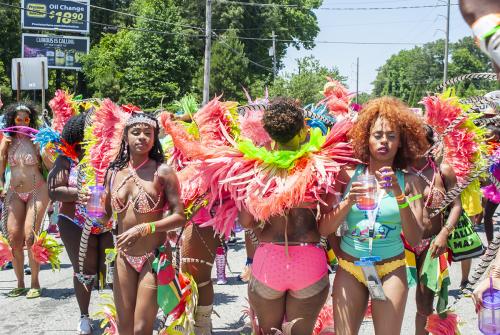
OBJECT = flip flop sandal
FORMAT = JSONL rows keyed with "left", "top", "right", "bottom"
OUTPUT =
{"left": 7, "top": 287, "right": 29, "bottom": 297}
{"left": 26, "top": 288, "right": 42, "bottom": 299}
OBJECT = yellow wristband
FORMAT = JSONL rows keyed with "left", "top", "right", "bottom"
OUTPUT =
{"left": 149, "top": 223, "right": 156, "bottom": 234}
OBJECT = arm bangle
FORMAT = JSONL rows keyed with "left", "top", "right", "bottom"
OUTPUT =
{"left": 149, "top": 222, "right": 156, "bottom": 234}
{"left": 395, "top": 193, "right": 406, "bottom": 202}
{"left": 398, "top": 201, "right": 409, "bottom": 209}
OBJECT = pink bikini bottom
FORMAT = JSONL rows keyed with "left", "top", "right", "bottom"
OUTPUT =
{"left": 123, "top": 252, "right": 155, "bottom": 273}
{"left": 252, "top": 243, "right": 328, "bottom": 292}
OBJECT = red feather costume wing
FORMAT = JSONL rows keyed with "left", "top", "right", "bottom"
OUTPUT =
{"left": 90, "top": 99, "right": 132, "bottom": 184}
{"left": 49, "top": 90, "right": 77, "bottom": 133}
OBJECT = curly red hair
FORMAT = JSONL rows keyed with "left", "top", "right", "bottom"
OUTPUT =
{"left": 349, "top": 96, "right": 427, "bottom": 169}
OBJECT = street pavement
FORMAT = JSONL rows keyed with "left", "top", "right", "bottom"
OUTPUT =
{"left": 0, "top": 223, "right": 493, "bottom": 334}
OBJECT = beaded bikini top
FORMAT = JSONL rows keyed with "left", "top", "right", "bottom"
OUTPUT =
{"left": 110, "top": 159, "right": 162, "bottom": 214}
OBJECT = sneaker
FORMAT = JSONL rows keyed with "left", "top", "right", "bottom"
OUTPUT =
{"left": 3, "top": 261, "right": 13, "bottom": 270}
{"left": 24, "top": 267, "right": 31, "bottom": 275}
{"left": 77, "top": 315, "right": 92, "bottom": 335}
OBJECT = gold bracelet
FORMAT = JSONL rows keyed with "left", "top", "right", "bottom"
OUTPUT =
{"left": 395, "top": 193, "right": 406, "bottom": 202}
{"left": 443, "top": 222, "right": 454, "bottom": 233}
{"left": 135, "top": 223, "right": 149, "bottom": 237}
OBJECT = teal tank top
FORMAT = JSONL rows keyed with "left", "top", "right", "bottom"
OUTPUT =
{"left": 340, "top": 165, "right": 405, "bottom": 260}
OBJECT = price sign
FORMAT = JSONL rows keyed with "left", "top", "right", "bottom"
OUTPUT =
{"left": 22, "top": 33, "right": 89, "bottom": 70}
{"left": 22, "top": 0, "right": 89, "bottom": 33}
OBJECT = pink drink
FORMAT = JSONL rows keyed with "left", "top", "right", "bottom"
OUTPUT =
{"left": 356, "top": 175, "right": 378, "bottom": 211}
{"left": 87, "top": 185, "right": 106, "bottom": 218}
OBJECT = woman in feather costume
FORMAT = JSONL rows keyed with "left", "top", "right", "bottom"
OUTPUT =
{"left": 98, "top": 111, "right": 185, "bottom": 335}
{"left": 0, "top": 102, "right": 50, "bottom": 299}
{"left": 161, "top": 96, "right": 241, "bottom": 334}
{"left": 47, "top": 113, "right": 114, "bottom": 335}
{"left": 410, "top": 125, "right": 462, "bottom": 335}
{"left": 319, "top": 97, "right": 427, "bottom": 335}
{"left": 236, "top": 98, "right": 349, "bottom": 335}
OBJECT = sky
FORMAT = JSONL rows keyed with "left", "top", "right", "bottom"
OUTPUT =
{"left": 282, "top": 0, "right": 471, "bottom": 94}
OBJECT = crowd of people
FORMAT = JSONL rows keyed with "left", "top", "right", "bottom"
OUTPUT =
{"left": 0, "top": 1, "right": 498, "bottom": 334}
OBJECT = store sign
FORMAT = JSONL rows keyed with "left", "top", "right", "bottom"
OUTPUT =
{"left": 21, "top": 0, "right": 89, "bottom": 33}
{"left": 22, "top": 33, "right": 89, "bottom": 70}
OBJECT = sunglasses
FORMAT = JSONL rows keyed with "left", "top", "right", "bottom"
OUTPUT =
{"left": 15, "top": 116, "right": 30, "bottom": 124}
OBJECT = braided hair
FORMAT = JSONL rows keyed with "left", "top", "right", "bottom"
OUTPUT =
{"left": 107, "top": 112, "right": 164, "bottom": 173}
{"left": 4, "top": 102, "right": 40, "bottom": 135}
{"left": 61, "top": 113, "right": 87, "bottom": 145}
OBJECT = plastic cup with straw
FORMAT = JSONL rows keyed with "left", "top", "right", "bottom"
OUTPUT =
{"left": 479, "top": 275, "right": 500, "bottom": 334}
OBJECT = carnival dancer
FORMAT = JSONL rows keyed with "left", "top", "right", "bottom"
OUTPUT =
{"left": 411, "top": 126, "right": 462, "bottom": 335}
{"left": 237, "top": 98, "right": 339, "bottom": 335}
{"left": 319, "top": 97, "right": 426, "bottom": 335}
{"left": 102, "top": 112, "right": 185, "bottom": 335}
{"left": 0, "top": 102, "right": 50, "bottom": 299}
{"left": 47, "top": 113, "right": 114, "bottom": 334}
{"left": 163, "top": 97, "right": 235, "bottom": 334}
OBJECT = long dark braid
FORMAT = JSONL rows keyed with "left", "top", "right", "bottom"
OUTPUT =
{"left": 106, "top": 113, "right": 164, "bottom": 179}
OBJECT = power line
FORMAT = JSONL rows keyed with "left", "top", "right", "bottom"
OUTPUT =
{"left": 0, "top": 0, "right": 274, "bottom": 73}
{"left": 63, "top": 0, "right": 204, "bottom": 32}
{"left": 214, "top": 0, "right": 297, "bottom": 8}
{"left": 318, "top": 4, "right": 459, "bottom": 10}
{"left": 0, "top": 1, "right": 205, "bottom": 38}
{"left": 230, "top": 35, "right": 424, "bottom": 45}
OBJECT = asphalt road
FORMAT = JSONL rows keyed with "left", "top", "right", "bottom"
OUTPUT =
{"left": 0, "top": 224, "right": 492, "bottom": 334}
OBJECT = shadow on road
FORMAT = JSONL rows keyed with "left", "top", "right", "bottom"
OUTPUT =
{"left": 42, "top": 287, "right": 75, "bottom": 300}
{"left": 214, "top": 291, "right": 239, "bottom": 305}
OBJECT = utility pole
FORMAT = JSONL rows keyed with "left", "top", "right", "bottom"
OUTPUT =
{"left": 202, "top": 0, "right": 212, "bottom": 105}
{"left": 271, "top": 30, "right": 277, "bottom": 78}
{"left": 443, "top": 0, "right": 451, "bottom": 87}
{"left": 356, "top": 57, "right": 359, "bottom": 104}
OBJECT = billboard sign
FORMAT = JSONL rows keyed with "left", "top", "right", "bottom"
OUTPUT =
{"left": 21, "top": 0, "right": 89, "bottom": 33}
{"left": 11, "top": 57, "right": 49, "bottom": 90}
{"left": 22, "top": 33, "right": 89, "bottom": 70}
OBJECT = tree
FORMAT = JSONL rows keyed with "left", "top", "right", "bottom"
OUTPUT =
{"left": 82, "top": 31, "right": 133, "bottom": 102}
{"left": 372, "top": 37, "right": 498, "bottom": 106}
{"left": 83, "top": 0, "right": 198, "bottom": 108}
{"left": 269, "top": 56, "right": 347, "bottom": 105}
{"left": 177, "top": 0, "right": 323, "bottom": 79}
{"left": 194, "top": 29, "right": 250, "bottom": 101}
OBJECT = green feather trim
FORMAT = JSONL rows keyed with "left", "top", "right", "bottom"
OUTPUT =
{"left": 238, "top": 127, "right": 325, "bottom": 170}
{"left": 79, "top": 122, "right": 97, "bottom": 187}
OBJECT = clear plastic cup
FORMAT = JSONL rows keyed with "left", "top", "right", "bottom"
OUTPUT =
{"left": 479, "top": 289, "right": 500, "bottom": 335}
{"left": 87, "top": 185, "right": 106, "bottom": 218}
{"left": 355, "top": 175, "right": 378, "bottom": 211}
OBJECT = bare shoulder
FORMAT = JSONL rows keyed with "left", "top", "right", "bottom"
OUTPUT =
{"left": 157, "top": 163, "right": 176, "bottom": 179}
{"left": 440, "top": 163, "right": 456, "bottom": 178}
{"left": 404, "top": 172, "right": 425, "bottom": 192}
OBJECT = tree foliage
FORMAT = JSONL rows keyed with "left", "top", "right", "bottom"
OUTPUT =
{"left": 372, "top": 37, "right": 498, "bottom": 106}
{"left": 0, "top": 0, "right": 324, "bottom": 108}
{"left": 269, "top": 56, "right": 347, "bottom": 105}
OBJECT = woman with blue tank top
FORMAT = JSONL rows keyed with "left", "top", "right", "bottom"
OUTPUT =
{"left": 319, "top": 97, "right": 428, "bottom": 335}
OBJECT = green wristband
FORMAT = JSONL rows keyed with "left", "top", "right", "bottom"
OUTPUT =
{"left": 149, "top": 222, "right": 156, "bottom": 234}
{"left": 408, "top": 194, "right": 422, "bottom": 202}
{"left": 398, "top": 202, "right": 410, "bottom": 209}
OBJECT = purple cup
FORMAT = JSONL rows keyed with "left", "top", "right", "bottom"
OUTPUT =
{"left": 87, "top": 185, "right": 106, "bottom": 218}
{"left": 479, "top": 288, "right": 500, "bottom": 335}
